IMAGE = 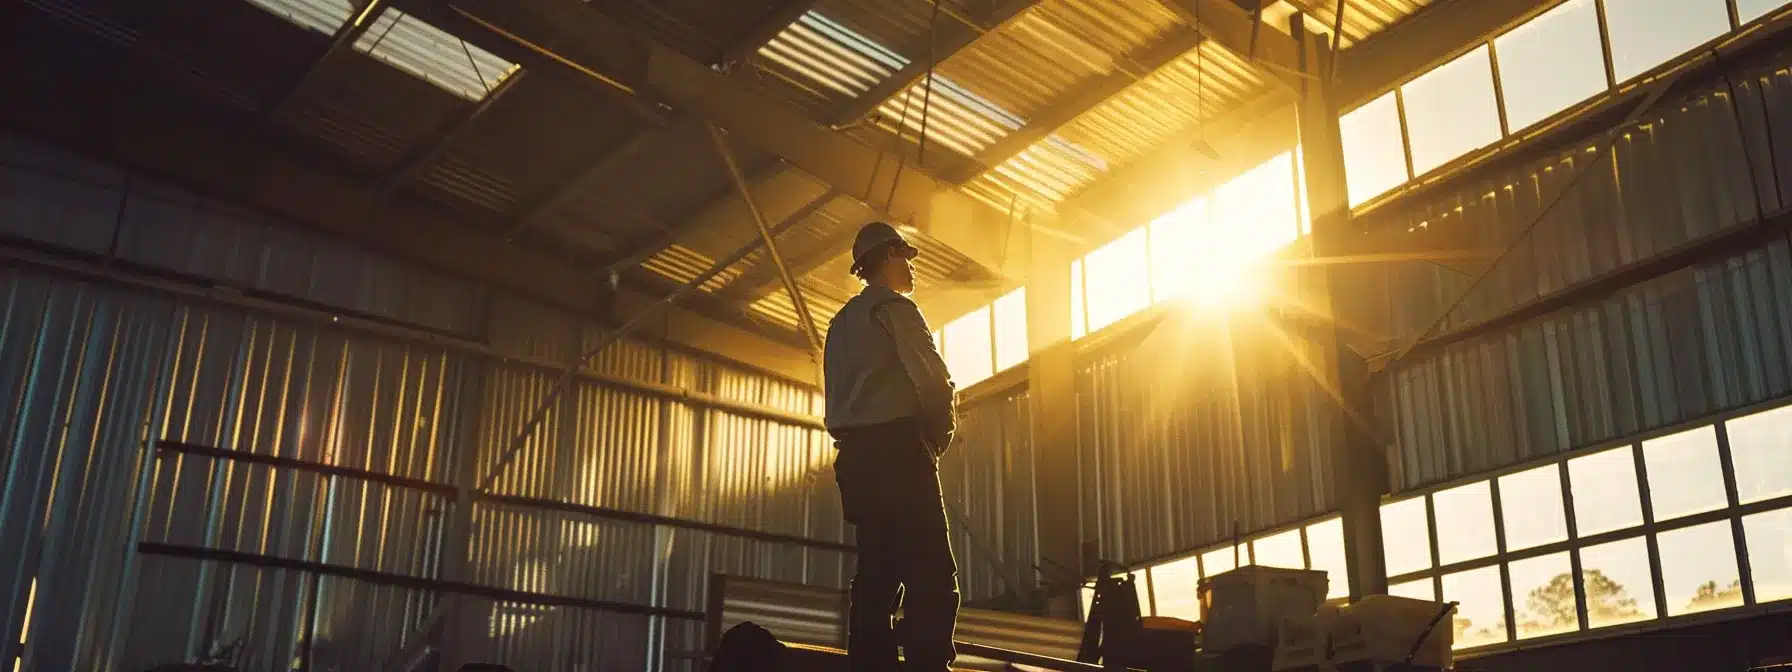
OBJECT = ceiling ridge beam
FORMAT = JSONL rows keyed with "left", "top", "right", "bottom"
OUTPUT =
{"left": 951, "top": 27, "right": 1207, "bottom": 183}
{"left": 830, "top": 0, "right": 1045, "bottom": 127}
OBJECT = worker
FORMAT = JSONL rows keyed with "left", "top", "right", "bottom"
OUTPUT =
{"left": 824, "top": 221, "right": 960, "bottom": 672}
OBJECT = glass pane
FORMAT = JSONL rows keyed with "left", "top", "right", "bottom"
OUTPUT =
{"left": 1443, "top": 566, "right": 1508, "bottom": 649}
{"left": 1603, "top": 0, "right": 1730, "bottom": 83}
{"left": 1738, "top": 0, "right": 1792, "bottom": 23}
{"left": 1434, "top": 481, "right": 1498, "bottom": 565}
{"left": 1569, "top": 447, "right": 1644, "bottom": 536}
{"left": 1340, "top": 92, "right": 1409, "bottom": 207}
{"left": 1500, "top": 465, "right": 1569, "bottom": 551}
{"left": 1150, "top": 556, "right": 1203, "bottom": 621}
{"left": 1642, "top": 426, "right": 1728, "bottom": 521}
{"left": 1211, "top": 152, "right": 1301, "bottom": 258}
{"left": 1494, "top": 0, "right": 1608, "bottom": 131}
{"left": 1306, "top": 518, "right": 1349, "bottom": 600}
{"left": 1202, "top": 546, "right": 1243, "bottom": 579}
{"left": 1082, "top": 228, "right": 1151, "bottom": 333}
{"left": 1724, "top": 405, "right": 1792, "bottom": 504}
{"left": 1389, "top": 578, "right": 1438, "bottom": 602}
{"left": 1578, "top": 536, "right": 1657, "bottom": 628}
{"left": 1253, "top": 529, "right": 1306, "bottom": 569}
{"left": 1658, "top": 521, "right": 1743, "bottom": 616}
{"left": 1081, "top": 586, "right": 1095, "bottom": 620}
{"left": 1401, "top": 45, "right": 1503, "bottom": 175}
{"left": 943, "top": 306, "right": 994, "bottom": 386}
{"left": 1382, "top": 496, "right": 1433, "bottom": 576}
{"left": 1745, "top": 507, "right": 1792, "bottom": 602}
{"left": 1070, "top": 259, "right": 1086, "bottom": 340}
{"left": 1148, "top": 197, "right": 1205, "bottom": 303}
{"left": 1509, "top": 552, "right": 1578, "bottom": 639}
{"left": 992, "top": 288, "right": 1028, "bottom": 372}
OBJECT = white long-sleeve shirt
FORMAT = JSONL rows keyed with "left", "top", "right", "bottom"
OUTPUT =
{"left": 823, "top": 285, "right": 957, "bottom": 449}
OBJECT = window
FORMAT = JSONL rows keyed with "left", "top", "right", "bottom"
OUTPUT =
{"left": 1150, "top": 556, "right": 1204, "bottom": 620}
{"left": 1508, "top": 552, "right": 1577, "bottom": 639}
{"left": 1744, "top": 508, "right": 1792, "bottom": 602}
{"left": 943, "top": 306, "right": 994, "bottom": 386}
{"left": 1253, "top": 529, "right": 1307, "bottom": 570}
{"left": 1738, "top": 0, "right": 1792, "bottom": 23}
{"left": 992, "top": 288, "right": 1028, "bottom": 372}
{"left": 1657, "top": 521, "right": 1742, "bottom": 616}
{"left": 1723, "top": 405, "right": 1792, "bottom": 504}
{"left": 1389, "top": 578, "right": 1438, "bottom": 602}
{"left": 1070, "top": 259, "right": 1087, "bottom": 340}
{"left": 1080, "top": 227, "right": 1151, "bottom": 333}
{"left": 1642, "top": 426, "right": 1728, "bottom": 521}
{"left": 1494, "top": 0, "right": 1609, "bottom": 131}
{"left": 1569, "top": 447, "right": 1643, "bottom": 536}
{"left": 1339, "top": 93, "right": 1409, "bottom": 206}
{"left": 1400, "top": 46, "right": 1503, "bottom": 175}
{"left": 1382, "top": 496, "right": 1433, "bottom": 576}
{"left": 1602, "top": 0, "right": 1730, "bottom": 83}
{"left": 1202, "top": 546, "right": 1241, "bottom": 578}
{"left": 1444, "top": 566, "right": 1508, "bottom": 649}
{"left": 1211, "top": 152, "right": 1301, "bottom": 257}
{"left": 1500, "top": 465, "right": 1569, "bottom": 551}
{"left": 1148, "top": 197, "right": 1205, "bottom": 303}
{"left": 1577, "top": 536, "right": 1656, "bottom": 628}
{"left": 355, "top": 9, "right": 520, "bottom": 100}
{"left": 1306, "top": 518, "right": 1350, "bottom": 600}
{"left": 1434, "top": 481, "right": 1498, "bottom": 565}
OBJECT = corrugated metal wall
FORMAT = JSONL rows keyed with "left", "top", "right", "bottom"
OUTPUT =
{"left": 0, "top": 132, "right": 846, "bottom": 671}
{"left": 1074, "top": 313, "right": 1339, "bottom": 566}
{"left": 1347, "top": 49, "right": 1792, "bottom": 491}
{"left": 940, "top": 387, "right": 1039, "bottom": 603}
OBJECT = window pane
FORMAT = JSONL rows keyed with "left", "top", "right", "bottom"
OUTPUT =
{"left": 992, "top": 288, "right": 1028, "bottom": 371}
{"left": 1202, "top": 546, "right": 1242, "bottom": 578}
{"left": 1070, "top": 259, "right": 1087, "bottom": 340}
{"left": 1389, "top": 578, "right": 1438, "bottom": 602}
{"left": 1578, "top": 536, "right": 1657, "bottom": 628}
{"left": 943, "top": 306, "right": 994, "bottom": 386}
{"left": 1148, "top": 197, "right": 1205, "bottom": 303}
{"left": 1401, "top": 45, "right": 1503, "bottom": 175}
{"left": 1212, "top": 152, "right": 1301, "bottom": 257}
{"left": 1306, "top": 518, "right": 1349, "bottom": 600}
{"left": 1149, "top": 556, "right": 1203, "bottom": 620}
{"left": 1082, "top": 228, "right": 1150, "bottom": 333}
{"left": 1081, "top": 586, "right": 1095, "bottom": 620}
{"left": 1642, "top": 426, "right": 1728, "bottom": 521}
{"left": 1569, "top": 447, "right": 1644, "bottom": 536}
{"left": 1494, "top": 0, "right": 1608, "bottom": 131}
{"left": 1500, "top": 465, "right": 1569, "bottom": 551}
{"left": 1738, "top": 0, "right": 1791, "bottom": 23}
{"left": 1253, "top": 529, "right": 1306, "bottom": 570}
{"left": 1509, "top": 552, "right": 1578, "bottom": 639}
{"left": 1724, "top": 405, "right": 1792, "bottom": 504}
{"left": 1658, "top": 521, "right": 1743, "bottom": 616}
{"left": 1340, "top": 93, "right": 1409, "bottom": 207}
{"left": 1382, "top": 496, "right": 1433, "bottom": 576}
{"left": 1603, "top": 0, "right": 1730, "bottom": 83}
{"left": 1745, "top": 507, "right": 1792, "bottom": 602}
{"left": 1443, "top": 566, "right": 1508, "bottom": 649}
{"left": 1434, "top": 481, "right": 1498, "bottom": 565}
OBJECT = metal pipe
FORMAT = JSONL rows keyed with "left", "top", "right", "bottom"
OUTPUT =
{"left": 707, "top": 123, "right": 825, "bottom": 358}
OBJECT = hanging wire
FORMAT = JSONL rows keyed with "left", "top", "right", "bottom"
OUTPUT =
{"left": 882, "top": 0, "right": 944, "bottom": 213}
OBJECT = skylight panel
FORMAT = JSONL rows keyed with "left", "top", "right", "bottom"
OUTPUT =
{"left": 758, "top": 11, "right": 907, "bottom": 97}
{"left": 244, "top": 0, "right": 355, "bottom": 35}
{"left": 353, "top": 8, "right": 519, "bottom": 100}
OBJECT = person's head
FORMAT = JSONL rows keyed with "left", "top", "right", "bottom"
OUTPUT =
{"left": 849, "top": 221, "right": 920, "bottom": 294}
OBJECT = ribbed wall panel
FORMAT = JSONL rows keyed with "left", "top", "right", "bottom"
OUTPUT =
{"left": 1365, "top": 46, "right": 1792, "bottom": 491}
{"left": 1075, "top": 315, "right": 1338, "bottom": 566}
{"left": 941, "top": 388, "right": 1039, "bottom": 603}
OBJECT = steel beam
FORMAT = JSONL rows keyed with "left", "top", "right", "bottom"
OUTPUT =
{"left": 385, "top": 69, "right": 527, "bottom": 191}
{"left": 603, "top": 159, "right": 787, "bottom": 275}
{"left": 952, "top": 28, "right": 1207, "bottom": 182}
{"left": 830, "top": 0, "right": 1044, "bottom": 127}
{"left": 265, "top": 0, "right": 390, "bottom": 122}
{"left": 721, "top": 225, "right": 857, "bottom": 303}
{"left": 709, "top": 124, "right": 824, "bottom": 356}
{"left": 1157, "top": 0, "right": 1304, "bottom": 86}
{"left": 444, "top": 0, "right": 1021, "bottom": 280}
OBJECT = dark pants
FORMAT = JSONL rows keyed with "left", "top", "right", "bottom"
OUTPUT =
{"left": 832, "top": 421, "right": 960, "bottom": 672}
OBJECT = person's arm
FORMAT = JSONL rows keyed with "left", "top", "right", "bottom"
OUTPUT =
{"left": 876, "top": 299, "right": 957, "bottom": 453}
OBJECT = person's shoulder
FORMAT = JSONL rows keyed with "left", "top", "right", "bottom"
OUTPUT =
{"left": 864, "top": 286, "right": 918, "bottom": 310}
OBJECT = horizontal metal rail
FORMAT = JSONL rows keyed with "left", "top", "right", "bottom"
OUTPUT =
{"left": 955, "top": 642, "right": 1106, "bottom": 672}
{"left": 137, "top": 542, "right": 707, "bottom": 620}
{"left": 152, "top": 439, "right": 855, "bottom": 554}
